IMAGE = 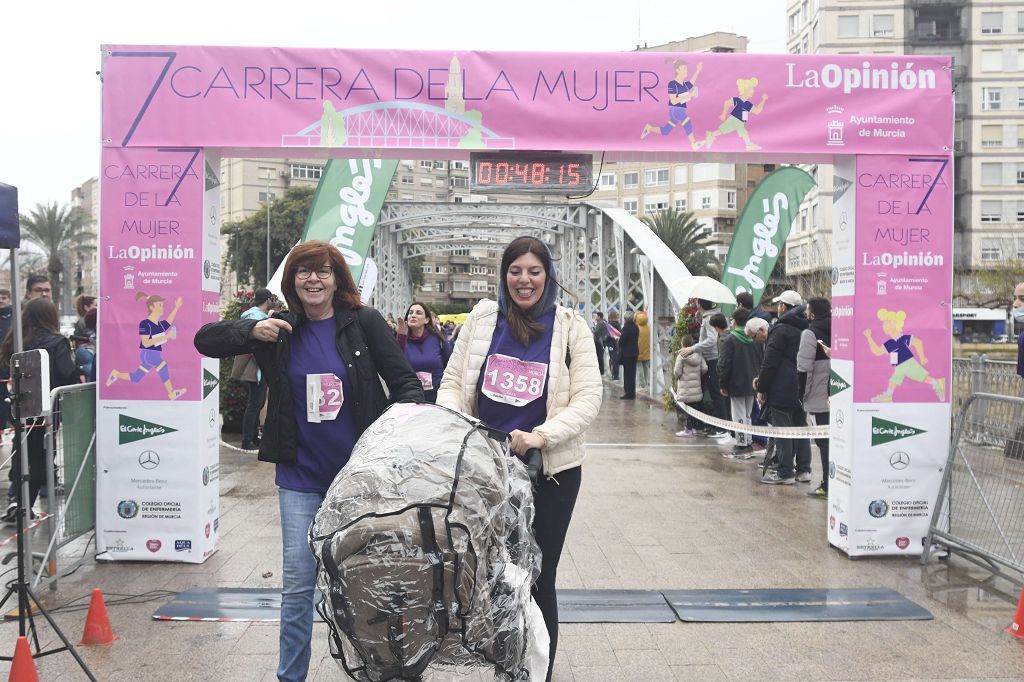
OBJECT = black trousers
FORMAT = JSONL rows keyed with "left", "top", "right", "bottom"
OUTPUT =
{"left": 811, "top": 411, "right": 830, "bottom": 489}
{"left": 594, "top": 339, "right": 605, "bottom": 375}
{"left": 700, "top": 358, "right": 724, "bottom": 428}
{"left": 7, "top": 418, "right": 46, "bottom": 510}
{"left": 620, "top": 357, "right": 637, "bottom": 398}
{"left": 241, "top": 379, "right": 266, "bottom": 444}
{"left": 531, "top": 466, "right": 581, "bottom": 681}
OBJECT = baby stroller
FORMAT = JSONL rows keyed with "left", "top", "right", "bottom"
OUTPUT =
{"left": 309, "top": 402, "right": 546, "bottom": 681}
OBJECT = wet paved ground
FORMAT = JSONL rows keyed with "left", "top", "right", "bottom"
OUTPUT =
{"left": 3, "top": 381, "right": 1024, "bottom": 680}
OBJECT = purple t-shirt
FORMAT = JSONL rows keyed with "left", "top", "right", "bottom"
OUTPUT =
{"left": 883, "top": 334, "right": 914, "bottom": 365}
{"left": 139, "top": 319, "right": 170, "bottom": 350}
{"left": 276, "top": 317, "right": 359, "bottom": 494}
{"left": 668, "top": 80, "right": 694, "bottom": 109}
{"left": 403, "top": 333, "right": 447, "bottom": 392}
{"left": 730, "top": 97, "right": 753, "bottom": 122}
{"left": 477, "top": 308, "right": 555, "bottom": 459}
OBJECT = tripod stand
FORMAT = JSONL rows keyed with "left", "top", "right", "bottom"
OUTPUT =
{"left": 0, "top": 350, "right": 95, "bottom": 680}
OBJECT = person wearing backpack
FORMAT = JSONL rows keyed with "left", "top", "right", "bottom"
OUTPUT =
{"left": 438, "top": 236, "right": 602, "bottom": 681}
{"left": 194, "top": 241, "right": 423, "bottom": 682}
{"left": 396, "top": 301, "right": 452, "bottom": 403}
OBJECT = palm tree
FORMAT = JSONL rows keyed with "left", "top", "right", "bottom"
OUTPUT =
{"left": 642, "top": 208, "right": 721, "bottom": 277}
{"left": 18, "top": 202, "right": 95, "bottom": 313}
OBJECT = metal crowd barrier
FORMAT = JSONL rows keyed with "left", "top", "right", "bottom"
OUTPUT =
{"left": 951, "top": 355, "right": 1023, "bottom": 415}
{"left": 34, "top": 382, "right": 96, "bottom": 590}
{"left": 922, "top": 392, "right": 1024, "bottom": 587}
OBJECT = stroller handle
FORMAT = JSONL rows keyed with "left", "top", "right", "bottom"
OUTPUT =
{"left": 524, "top": 448, "right": 543, "bottom": 489}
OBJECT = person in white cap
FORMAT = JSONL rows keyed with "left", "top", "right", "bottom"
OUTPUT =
{"left": 754, "top": 290, "right": 813, "bottom": 485}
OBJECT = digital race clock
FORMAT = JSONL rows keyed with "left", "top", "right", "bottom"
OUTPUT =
{"left": 469, "top": 152, "right": 593, "bottom": 193}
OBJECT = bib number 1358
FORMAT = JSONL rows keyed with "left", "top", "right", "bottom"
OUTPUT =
{"left": 481, "top": 354, "right": 547, "bottom": 407}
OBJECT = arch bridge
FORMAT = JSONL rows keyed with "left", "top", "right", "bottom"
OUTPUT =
{"left": 370, "top": 201, "right": 695, "bottom": 397}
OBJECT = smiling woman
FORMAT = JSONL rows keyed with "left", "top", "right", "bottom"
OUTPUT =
{"left": 193, "top": 240, "right": 423, "bottom": 681}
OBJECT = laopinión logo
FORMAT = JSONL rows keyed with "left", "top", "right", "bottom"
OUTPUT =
{"left": 871, "top": 417, "right": 926, "bottom": 446}
{"left": 868, "top": 499, "right": 889, "bottom": 518}
{"left": 117, "top": 500, "right": 140, "bottom": 519}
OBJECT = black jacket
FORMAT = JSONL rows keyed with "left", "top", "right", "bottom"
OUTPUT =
{"left": 718, "top": 331, "right": 764, "bottom": 397}
{"left": 755, "top": 305, "right": 808, "bottom": 409}
{"left": 194, "top": 306, "right": 423, "bottom": 465}
{"left": 617, "top": 321, "right": 640, "bottom": 359}
{"left": 30, "top": 331, "right": 82, "bottom": 388}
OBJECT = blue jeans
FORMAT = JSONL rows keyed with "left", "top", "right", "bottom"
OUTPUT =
{"left": 278, "top": 488, "right": 324, "bottom": 682}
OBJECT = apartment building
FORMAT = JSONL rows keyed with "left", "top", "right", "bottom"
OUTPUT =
{"left": 69, "top": 176, "right": 100, "bottom": 300}
{"left": 586, "top": 33, "right": 769, "bottom": 260}
{"left": 787, "top": 0, "right": 1024, "bottom": 297}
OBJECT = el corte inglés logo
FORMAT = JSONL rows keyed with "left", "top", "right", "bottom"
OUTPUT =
{"left": 829, "top": 369, "right": 850, "bottom": 395}
{"left": 871, "top": 416, "right": 926, "bottom": 446}
{"left": 203, "top": 369, "right": 219, "bottom": 399}
{"left": 119, "top": 414, "right": 178, "bottom": 445}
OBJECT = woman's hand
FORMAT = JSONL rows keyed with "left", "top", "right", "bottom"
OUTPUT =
{"left": 396, "top": 316, "right": 408, "bottom": 336}
{"left": 509, "top": 429, "right": 545, "bottom": 454}
{"left": 251, "top": 318, "right": 293, "bottom": 342}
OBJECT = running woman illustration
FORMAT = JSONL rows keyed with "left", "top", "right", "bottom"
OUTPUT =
{"left": 863, "top": 308, "right": 946, "bottom": 402}
{"left": 106, "top": 291, "right": 187, "bottom": 400}
{"left": 704, "top": 77, "right": 768, "bottom": 151}
{"left": 641, "top": 59, "right": 703, "bottom": 150}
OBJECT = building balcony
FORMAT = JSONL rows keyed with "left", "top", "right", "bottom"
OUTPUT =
{"left": 909, "top": 27, "right": 965, "bottom": 43}
{"left": 909, "top": 0, "right": 966, "bottom": 6}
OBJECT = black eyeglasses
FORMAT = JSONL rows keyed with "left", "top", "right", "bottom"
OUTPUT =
{"left": 295, "top": 266, "right": 334, "bottom": 280}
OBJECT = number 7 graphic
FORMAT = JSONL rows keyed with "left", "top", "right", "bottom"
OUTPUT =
{"left": 108, "top": 51, "right": 177, "bottom": 147}
{"left": 908, "top": 157, "right": 949, "bottom": 215}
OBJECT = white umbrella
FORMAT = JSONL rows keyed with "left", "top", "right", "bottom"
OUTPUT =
{"left": 667, "top": 276, "right": 736, "bottom": 305}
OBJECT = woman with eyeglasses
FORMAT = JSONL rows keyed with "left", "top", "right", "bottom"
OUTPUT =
{"left": 194, "top": 241, "right": 423, "bottom": 682}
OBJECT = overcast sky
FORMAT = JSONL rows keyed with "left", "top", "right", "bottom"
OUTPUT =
{"left": 0, "top": 0, "right": 785, "bottom": 213}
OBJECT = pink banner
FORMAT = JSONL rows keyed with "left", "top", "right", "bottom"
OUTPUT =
{"left": 99, "top": 147, "right": 203, "bottom": 402}
{"left": 102, "top": 46, "right": 952, "bottom": 156}
{"left": 853, "top": 155, "right": 952, "bottom": 403}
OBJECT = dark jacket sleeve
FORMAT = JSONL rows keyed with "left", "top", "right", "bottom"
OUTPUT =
{"left": 718, "top": 337, "right": 734, "bottom": 390}
{"left": 359, "top": 308, "right": 424, "bottom": 403}
{"left": 50, "top": 337, "right": 82, "bottom": 387}
{"left": 756, "top": 331, "right": 784, "bottom": 393}
{"left": 194, "top": 319, "right": 260, "bottom": 358}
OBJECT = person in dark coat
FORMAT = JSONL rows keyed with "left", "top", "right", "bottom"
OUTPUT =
{"left": 1, "top": 298, "right": 82, "bottom": 521}
{"left": 798, "top": 298, "right": 832, "bottom": 498}
{"left": 754, "top": 290, "right": 812, "bottom": 485}
{"left": 194, "top": 241, "right": 423, "bottom": 682}
{"left": 592, "top": 311, "right": 609, "bottom": 376}
{"left": 718, "top": 308, "right": 764, "bottom": 457}
{"left": 1015, "top": 281, "right": 1024, "bottom": 378}
{"left": 618, "top": 311, "right": 640, "bottom": 399}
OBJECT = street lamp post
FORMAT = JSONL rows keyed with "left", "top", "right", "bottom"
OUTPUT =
{"left": 265, "top": 171, "right": 272, "bottom": 282}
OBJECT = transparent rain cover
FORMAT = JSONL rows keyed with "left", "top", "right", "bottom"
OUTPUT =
{"left": 310, "top": 402, "right": 542, "bottom": 681}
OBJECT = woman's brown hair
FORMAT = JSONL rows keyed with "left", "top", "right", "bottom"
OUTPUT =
{"left": 75, "top": 294, "right": 96, "bottom": 317}
{"left": 281, "top": 241, "right": 362, "bottom": 317}
{"left": 405, "top": 301, "right": 446, "bottom": 344}
{"left": 499, "top": 236, "right": 566, "bottom": 346}
{"left": 0, "top": 297, "right": 61, "bottom": 368}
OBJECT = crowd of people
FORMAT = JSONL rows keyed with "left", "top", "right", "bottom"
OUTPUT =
{"left": 669, "top": 289, "right": 832, "bottom": 494}
{"left": 1, "top": 275, "right": 97, "bottom": 523}
{"left": 198, "top": 237, "right": 601, "bottom": 681}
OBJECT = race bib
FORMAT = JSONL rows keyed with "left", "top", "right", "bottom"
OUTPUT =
{"left": 889, "top": 351, "right": 899, "bottom": 365}
{"left": 416, "top": 371, "right": 434, "bottom": 391}
{"left": 481, "top": 354, "right": 547, "bottom": 407}
{"left": 306, "top": 373, "right": 343, "bottom": 423}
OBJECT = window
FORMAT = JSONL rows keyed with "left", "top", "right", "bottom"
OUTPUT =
{"left": 981, "top": 201, "right": 1002, "bottom": 222}
{"left": 811, "top": 203, "right": 819, "bottom": 229}
{"left": 470, "top": 280, "right": 489, "bottom": 293}
{"left": 401, "top": 193, "right": 414, "bottom": 200}
{"left": 645, "top": 168, "right": 669, "bottom": 186}
{"left": 644, "top": 198, "right": 669, "bottom": 213}
{"left": 872, "top": 14, "right": 894, "bottom": 37}
{"left": 452, "top": 248, "right": 469, "bottom": 256}
{"left": 838, "top": 15, "right": 858, "bottom": 38}
{"left": 1019, "top": 11, "right": 1024, "bottom": 32}
{"left": 675, "top": 196, "right": 688, "bottom": 212}
{"left": 982, "top": 12, "right": 1003, "bottom": 34}
{"left": 420, "top": 177, "right": 433, "bottom": 186}
{"left": 452, "top": 280, "right": 470, "bottom": 292}
{"left": 257, "top": 191, "right": 277, "bottom": 202}
{"left": 436, "top": 282, "right": 445, "bottom": 293}
{"left": 726, "top": 191, "right": 736, "bottom": 209}
{"left": 800, "top": 208, "right": 808, "bottom": 232}
{"left": 433, "top": 161, "right": 445, "bottom": 170}
{"left": 450, "top": 176, "right": 468, "bottom": 188}
{"left": 623, "top": 172, "right": 639, "bottom": 189}
{"left": 623, "top": 199, "right": 638, "bottom": 215}
{"left": 789, "top": 11, "right": 800, "bottom": 36}
{"left": 1018, "top": 238, "right": 1024, "bottom": 259}
{"left": 980, "top": 239, "right": 1003, "bottom": 261}
{"left": 599, "top": 173, "right": 617, "bottom": 189}
{"left": 787, "top": 245, "right": 802, "bottom": 269}
{"left": 674, "top": 165, "right": 688, "bottom": 184}
{"left": 421, "top": 265, "right": 433, "bottom": 273}
{"left": 1018, "top": 167, "right": 1024, "bottom": 184}
{"left": 981, "top": 163, "right": 1002, "bottom": 185}
{"left": 983, "top": 88, "right": 1001, "bottom": 110}
{"left": 290, "top": 164, "right": 322, "bottom": 180}
{"left": 451, "top": 161, "right": 467, "bottom": 170}
{"left": 401, "top": 175, "right": 414, "bottom": 184}
{"left": 981, "top": 125, "right": 1003, "bottom": 147}
{"left": 982, "top": 50, "right": 1002, "bottom": 72}
{"left": 420, "top": 283, "right": 433, "bottom": 292}
{"left": 1018, "top": 202, "right": 1024, "bottom": 222}
{"left": 694, "top": 190, "right": 712, "bottom": 209}
{"left": 420, "top": 161, "right": 433, "bottom": 169}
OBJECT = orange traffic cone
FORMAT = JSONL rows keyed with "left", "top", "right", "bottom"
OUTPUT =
{"left": 1007, "top": 586, "right": 1024, "bottom": 640}
{"left": 8, "top": 636, "right": 39, "bottom": 682}
{"left": 79, "top": 588, "right": 117, "bottom": 646}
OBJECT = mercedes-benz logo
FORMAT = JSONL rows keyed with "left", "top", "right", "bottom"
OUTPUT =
{"left": 208, "top": 409, "right": 216, "bottom": 428}
{"left": 835, "top": 410, "right": 845, "bottom": 427}
{"left": 889, "top": 451, "right": 910, "bottom": 470}
{"left": 139, "top": 450, "right": 160, "bottom": 470}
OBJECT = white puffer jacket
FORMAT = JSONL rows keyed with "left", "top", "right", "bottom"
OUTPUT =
{"left": 437, "top": 299, "right": 603, "bottom": 476}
